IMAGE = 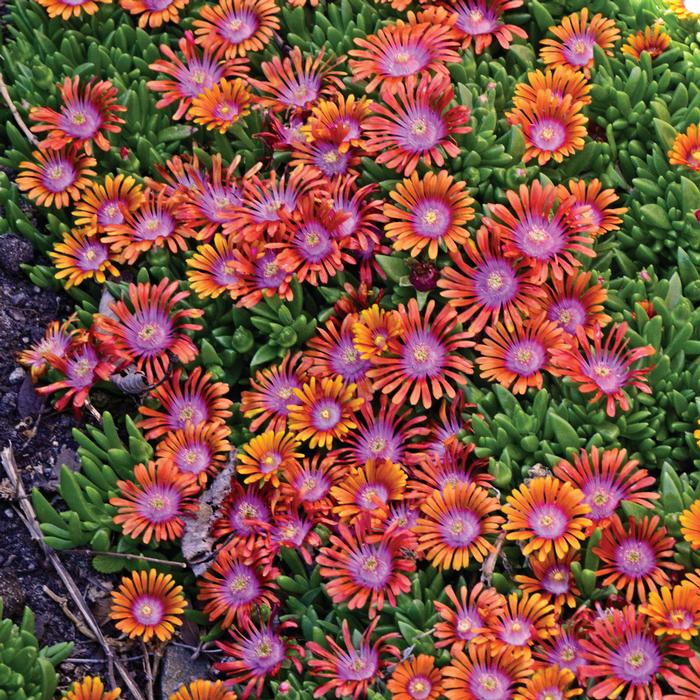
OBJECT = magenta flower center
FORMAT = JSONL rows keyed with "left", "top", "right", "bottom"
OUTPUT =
{"left": 412, "top": 198, "right": 452, "bottom": 239}
{"left": 134, "top": 211, "right": 175, "bottom": 241}
{"left": 542, "top": 566, "right": 570, "bottom": 595}
{"left": 175, "top": 443, "right": 211, "bottom": 475}
{"left": 582, "top": 353, "right": 627, "bottom": 393}
{"left": 223, "top": 563, "right": 261, "bottom": 606}
{"left": 402, "top": 329, "right": 446, "bottom": 379}
{"left": 529, "top": 504, "right": 567, "bottom": 539}
{"left": 548, "top": 296, "right": 586, "bottom": 334}
{"left": 563, "top": 33, "right": 596, "bottom": 67}
{"left": 296, "top": 223, "right": 334, "bottom": 263}
{"left": 407, "top": 675, "right": 433, "bottom": 700}
{"left": 455, "top": 608, "right": 481, "bottom": 640}
{"left": 440, "top": 507, "right": 480, "bottom": 548}
{"left": 531, "top": 118, "right": 566, "bottom": 151}
{"left": 221, "top": 10, "right": 258, "bottom": 43}
{"left": 500, "top": 616, "right": 532, "bottom": 647}
{"left": 97, "top": 199, "right": 127, "bottom": 226}
{"left": 132, "top": 595, "right": 165, "bottom": 626}
{"left": 614, "top": 538, "right": 656, "bottom": 578}
{"left": 128, "top": 310, "right": 174, "bottom": 356}
{"left": 514, "top": 216, "right": 565, "bottom": 260}
{"left": 136, "top": 485, "right": 181, "bottom": 523}
{"left": 611, "top": 635, "right": 661, "bottom": 684}
{"left": 474, "top": 258, "right": 519, "bottom": 309}
{"left": 42, "top": 159, "right": 77, "bottom": 192}
{"left": 468, "top": 668, "right": 510, "bottom": 700}
{"left": 398, "top": 107, "right": 446, "bottom": 153}
{"left": 504, "top": 339, "right": 546, "bottom": 377}
{"left": 381, "top": 44, "right": 430, "bottom": 77}
{"left": 348, "top": 544, "right": 392, "bottom": 589}
{"left": 77, "top": 241, "right": 109, "bottom": 271}
{"left": 337, "top": 648, "right": 378, "bottom": 682}
{"left": 312, "top": 398, "right": 342, "bottom": 431}
{"left": 456, "top": 1, "right": 499, "bottom": 35}
{"left": 582, "top": 478, "right": 622, "bottom": 521}
{"left": 356, "top": 482, "right": 389, "bottom": 510}
{"left": 60, "top": 100, "right": 102, "bottom": 139}
{"left": 295, "top": 470, "right": 330, "bottom": 502}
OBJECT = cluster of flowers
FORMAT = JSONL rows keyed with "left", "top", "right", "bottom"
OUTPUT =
{"left": 9, "top": 0, "right": 700, "bottom": 695}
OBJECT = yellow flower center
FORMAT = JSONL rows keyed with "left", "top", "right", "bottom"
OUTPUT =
{"left": 558, "top": 309, "right": 572, "bottom": 324}
{"left": 192, "top": 70, "right": 205, "bottom": 85}
{"left": 413, "top": 345, "right": 429, "bottom": 362}
{"left": 263, "top": 454, "right": 277, "bottom": 466}
{"left": 511, "top": 622, "right": 522, "bottom": 632}
{"left": 411, "top": 681, "right": 426, "bottom": 693}
{"left": 264, "top": 262, "right": 279, "bottom": 277}
{"left": 487, "top": 272, "right": 503, "bottom": 290}
{"left": 450, "top": 520, "right": 464, "bottom": 535}
{"left": 573, "top": 39, "right": 587, "bottom": 54}
{"left": 362, "top": 555, "right": 378, "bottom": 572}
{"left": 395, "top": 52, "right": 410, "bottom": 63}
{"left": 539, "top": 513, "right": 554, "bottom": 527}
{"left": 85, "top": 249, "right": 97, "bottom": 261}
{"left": 351, "top": 659, "right": 366, "bottom": 672}
{"left": 343, "top": 347, "right": 358, "bottom": 363}
{"left": 138, "top": 323, "right": 157, "bottom": 340}
{"left": 179, "top": 406, "right": 195, "bottom": 421}
{"left": 306, "top": 232, "right": 320, "bottom": 246}
{"left": 229, "top": 575, "right": 249, "bottom": 592}
{"left": 150, "top": 496, "right": 165, "bottom": 510}
{"left": 256, "top": 641, "right": 272, "bottom": 658}
{"left": 594, "top": 365, "right": 611, "bottom": 377}
{"left": 470, "top": 8, "right": 483, "bottom": 20}
{"left": 625, "top": 549, "right": 641, "bottom": 564}
{"left": 480, "top": 676, "right": 497, "bottom": 691}
{"left": 184, "top": 450, "right": 198, "bottom": 464}
{"left": 146, "top": 219, "right": 159, "bottom": 232}
{"left": 239, "top": 504, "right": 258, "bottom": 518}
{"left": 320, "top": 408, "right": 331, "bottom": 420}
{"left": 541, "top": 126, "right": 555, "bottom": 140}
{"left": 219, "top": 105, "right": 231, "bottom": 116}
{"left": 592, "top": 489, "right": 609, "bottom": 506}
{"left": 626, "top": 651, "right": 646, "bottom": 668}
{"left": 516, "top": 348, "right": 533, "bottom": 364}
{"left": 370, "top": 437, "right": 386, "bottom": 453}
{"left": 457, "top": 618, "right": 472, "bottom": 632}
{"left": 561, "top": 648, "right": 575, "bottom": 661}
{"left": 373, "top": 333, "right": 386, "bottom": 348}
{"left": 552, "top": 571, "right": 565, "bottom": 582}
{"left": 528, "top": 226, "right": 548, "bottom": 242}
{"left": 411, "top": 119, "right": 427, "bottom": 135}
{"left": 278, "top": 387, "right": 293, "bottom": 399}
{"left": 106, "top": 205, "right": 118, "bottom": 217}
{"left": 48, "top": 166, "right": 64, "bottom": 180}
{"left": 74, "top": 358, "right": 92, "bottom": 377}
{"left": 691, "top": 149, "right": 700, "bottom": 162}
{"left": 229, "top": 18, "right": 242, "bottom": 30}
{"left": 423, "top": 209, "right": 439, "bottom": 226}
{"left": 323, "top": 150, "right": 339, "bottom": 164}
{"left": 139, "top": 603, "right": 153, "bottom": 617}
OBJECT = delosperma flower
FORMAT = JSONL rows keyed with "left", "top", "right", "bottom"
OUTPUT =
{"left": 64, "top": 677, "right": 121, "bottom": 700}
{"left": 513, "top": 66, "right": 592, "bottom": 108}
{"left": 534, "top": 624, "right": 585, "bottom": 675}
{"left": 680, "top": 499, "right": 700, "bottom": 549}
{"left": 502, "top": 476, "right": 592, "bottom": 562}
{"left": 513, "top": 666, "right": 582, "bottom": 700}
{"left": 556, "top": 178, "right": 628, "bottom": 236}
{"left": 300, "top": 94, "right": 372, "bottom": 152}
{"left": 18, "top": 318, "right": 77, "bottom": 380}
{"left": 363, "top": 74, "right": 471, "bottom": 176}
{"left": 667, "top": 655, "right": 700, "bottom": 699}
{"left": 667, "top": 0, "right": 700, "bottom": 19}
{"left": 188, "top": 79, "right": 252, "bottom": 132}
{"left": 387, "top": 655, "right": 444, "bottom": 700}
{"left": 434, "top": 583, "right": 505, "bottom": 653}
{"left": 236, "top": 429, "right": 303, "bottom": 488}
{"left": 415, "top": 482, "right": 503, "bottom": 570}
{"left": 290, "top": 132, "right": 361, "bottom": 181}
{"left": 307, "top": 618, "right": 400, "bottom": 700}
{"left": 168, "top": 679, "right": 238, "bottom": 700}
{"left": 384, "top": 170, "right": 475, "bottom": 259}
{"left": 669, "top": 124, "right": 700, "bottom": 172}
{"left": 622, "top": 25, "right": 671, "bottom": 60}
{"left": 197, "top": 547, "right": 279, "bottom": 627}
{"left": 212, "top": 483, "right": 273, "bottom": 546}
{"left": 95, "top": 279, "right": 203, "bottom": 383}
{"left": 110, "top": 461, "right": 199, "bottom": 544}
{"left": 639, "top": 585, "right": 700, "bottom": 640}
{"left": 72, "top": 174, "right": 144, "bottom": 230}
{"left": 514, "top": 550, "right": 581, "bottom": 611}
{"left": 540, "top": 9, "right": 621, "bottom": 76}
{"left": 348, "top": 21, "right": 461, "bottom": 95}
{"left": 34, "top": 0, "right": 110, "bottom": 18}
{"left": 29, "top": 77, "right": 125, "bottom": 154}
{"left": 17, "top": 146, "right": 96, "bottom": 209}
{"left": 119, "top": 0, "right": 188, "bottom": 28}
{"left": 351, "top": 305, "right": 402, "bottom": 360}
{"left": 279, "top": 454, "right": 345, "bottom": 517}
{"left": 49, "top": 227, "right": 119, "bottom": 288}
{"left": 593, "top": 514, "right": 682, "bottom": 602}
{"left": 227, "top": 243, "right": 294, "bottom": 308}
{"left": 187, "top": 233, "right": 240, "bottom": 300}
{"left": 448, "top": 0, "right": 528, "bottom": 53}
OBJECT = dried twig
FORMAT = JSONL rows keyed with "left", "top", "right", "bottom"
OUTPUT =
{"left": 43, "top": 586, "right": 98, "bottom": 642}
{"left": 64, "top": 548, "right": 188, "bottom": 569}
{"left": 0, "top": 71, "right": 39, "bottom": 146}
{"left": 480, "top": 532, "right": 506, "bottom": 586}
{"left": 141, "top": 640, "right": 154, "bottom": 700}
{"left": 1, "top": 445, "right": 145, "bottom": 700}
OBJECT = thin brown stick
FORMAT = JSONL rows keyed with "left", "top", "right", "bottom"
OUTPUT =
{"left": 64, "top": 548, "right": 188, "bottom": 569}
{"left": 141, "top": 640, "right": 154, "bottom": 700}
{"left": 480, "top": 531, "right": 506, "bottom": 586}
{"left": 1, "top": 445, "right": 145, "bottom": 700}
{"left": 0, "top": 71, "right": 39, "bottom": 147}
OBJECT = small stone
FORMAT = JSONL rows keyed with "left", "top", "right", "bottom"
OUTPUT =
{"left": 0, "top": 571, "right": 26, "bottom": 620}
{"left": 0, "top": 234, "right": 34, "bottom": 275}
{"left": 8, "top": 367, "right": 25, "bottom": 383}
{"left": 159, "top": 644, "right": 211, "bottom": 698}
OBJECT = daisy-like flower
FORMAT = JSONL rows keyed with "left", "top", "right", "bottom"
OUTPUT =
{"left": 593, "top": 514, "right": 682, "bottom": 602}
{"left": 484, "top": 180, "right": 595, "bottom": 283}
{"left": 556, "top": 178, "right": 627, "bottom": 236}
{"left": 95, "top": 279, "right": 203, "bottom": 384}
{"left": 667, "top": 0, "right": 700, "bottom": 19}
{"left": 240, "top": 352, "right": 305, "bottom": 432}
{"left": 18, "top": 318, "right": 77, "bottom": 380}
{"left": 49, "top": 228, "right": 119, "bottom": 288}
{"left": 307, "top": 618, "right": 400, "bottom": 700}
{"left": 120, "top": 0, "right": 188, "bottom": 27}
{"left": 368, "top": 299, "right": 474, "bottom": 409}
{"left": 212, "top": 484, "right": 273, "bottom": 547}
{"left": 290, "top": 132, "right": 361, "bottom": 181}
{"left": 434, "top": 583, "right": 505, "bottom": 653}
{"left": 387, "top": 655, "right": 444, "bottom": 700}
{"left": 227, "top": 243, "right": 294, "bottom": 308}
{"left": 328, "top": 177, "right": 386, "bottom": 250}
{"left": 639, "top": 585, "right": 700, "bottom": 640}
{"left": 348, "top": 21, "right": 460, "bottom": 95}
{"left": 515, "top": 551, "right": 581, "bottom": 611}
{"left": 330, "top": 458, "right": 407, "bottom": 523}
{"left": 513, "top": 66, "right": 592, "bottom": 109}
{"left": 155, "top": 421, "right": 232, "bottom": 487}
{"left": 536, "top": 270, "right": 610, "bottom": 337}
{"left": 30, "top": 78, "right": 125, "bottom": 155}
{"left": 73, "top": 174, "right": 144, "bottom": 231}
{"left": 514, "top": 666, "right": 582, "bottom": 700}
{"left": 507, "top": 90, "right": 587, "bottom": 165}
{"left": 148, "top": 31, "right": 249, "bottom": 120}
{"left": 502, "top": 476, "right": 592, "bottom": 562}
{"left": 168, "top": 679, "right": 238, "bottom": 700}
{"left": 197, "top": 547, "right": 279, "bottom": 628}
{"left": 103, "top": 190, "right": 196, "bottom": 264}
{"left": 442, "top": 645, "right": 533, "bottom": 700}
{"left": 438, "top": 227, "right": 545, "bottom": 333}
{"left": 138, "top": 367, "right": 233, "bottom": 439}
{"left": 215, "top": 618, "right": 303, "bottom": 699}
{"left": 352, "top": 305, "right": 402, "bottom": 360}
{"left": 193, "top": 0, "right": 280, "bottom": 58}
{"left": 280, "top": 455, "right": 346, "bottom": 518}
{"left": 268, "top": 511, "right": 321, "bottom": 564}
{"left": 553, "top": 446, "right": 659, "bottom": 530}
{"left": 579, "top": 604, "right": 686, "bottom": 700}
{"left": 187, "top": 234, "right": 240, "bottom": 300}
{"left": 34, "top": 0, "right": 110, "bottom": 20}
{"left": 475, "top": 314, "right": 564, "bottom": 394}
{"left": 299, "top": 94, "right": 372, "bottom": 152}
{"left": 667, "top": 654, "right": 700, "bottom": 700}
{"left": 236, "top": 430, "right": 302, "bottom": 488}
{"left": 64, "top": 677, "right": 121, "bottom": 700}
{"left": 622, "top": 25, "right": 671, "bottom": 60}
{"left": 287, "top": 376, "right": 363, "bottom": 449}
{"left": 490, "top": 591, "right": 558, "bottom": 658}
{"left": 411, "top": 395, "right": 471, "bottom": 460}
{"left": 110, "top": 461, "right": 199, "bottom": 544}
{"left": 251, "top": 47, "right": 346, "bottom": 113}
{"left": 540, "top": 9, "right": 621, "bottom": 75}
{"left": 110, "top": 569, "right": 186, "bottom": 643}
{"left": 669, "top": 124, "right": 700, "bottom": 171}
{"left": 680, "top": 499, "right": 700, "bottom": 549}
{"left": 534, "top": 624, "right": 585, "bottom": 675}
{"left": 318, "top": 520, "right": 415, "bottom": 615}
{"left": 415, "top": 482, "right": 503, "bottom": 570}
{"left": 384, "top": 170, "right": 474, "bottom": 259}
{"left": 448, "top": 0, "right": 528, "bottom": 53}
{"left": 17, "top": 147, "right": 96, "bottom": 209}
{"left": 549, "top": 323, "right": 655, "bottom": 417}
{"left": 188, "top": 79, "right": 252, "bottom": 132}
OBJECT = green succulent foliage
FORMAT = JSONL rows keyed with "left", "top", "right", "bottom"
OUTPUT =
{"left": 0, "top": 601, "right": 72, "bottom": 700}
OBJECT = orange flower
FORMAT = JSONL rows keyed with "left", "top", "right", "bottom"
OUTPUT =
{"left": 387, "top": 655, "right": 444, "bottom": 700}
{"left": 680, "top": 499, "right": 700, "bottom": 549}
{"left": 622, "top": 24, "right": 671, "bottom": 60}
{"left": 168, "top": 680, "right": 237, "bottom": 700}
{"left": 34, "top": 0, "right": 110, "bottom": 19}
{"left": 49, "top": 227, "right": 120, "bottom": 288}
{"left": 502, "top": 476, "right": 592, "bottom": 562}
{"left": 351, "top": 305, "right": 402, "bottom": 360}
{"left": 236, "top": 430, "right": 303, "bottom": 488}
{"left": 187, "top": 79, "right": 252, "bottom": 132}
{"left": 110, "top": 569, "right": 186, "bottom": 642}
{"left": 556, "top": 178, "right": 627, "bottom": 236}
{"left": 513, "top": 66, "right": 591, "bottom": 108}
{"left": 64, "top": 677, "right": 121, "bottom": 700}
{"left": 667, "top": 0, "right": 700, "bottom": 19}
{"left": 514, "top": 550, "right": 580, "bottom": 611}
{"left": 119, "top": 0, "right": 188, "bottom": 27}
{"left": 669, "top": 124, "right": 700, "bottom": 171}
{"left": 73, "top": 174, "right": 144, "bottom": 231}
{"left": 514, "top": 666, "right": 582, "bottom": 700}
{"left": 639, "top": 585, "right": 700, "bottom": 640}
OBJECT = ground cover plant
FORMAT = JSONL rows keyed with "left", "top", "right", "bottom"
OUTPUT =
{"left": 1, "top": 0, "right": 700, "bottom": 696}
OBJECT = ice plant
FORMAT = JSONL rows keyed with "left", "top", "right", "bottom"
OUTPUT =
{"left": 553, "top": 446, "right": 659, "bottom": 529}
{"left": 212, "top": 483, "right": 273, "bottom": 547}
{"left": 236, "top": 430, "right": 303, "bottom": 488}
{"left": 119, "top": 0, "right": 188, "bottom": 28}
{"left": 514, "top": 550, "right": 580, "bottom": 611}
{"left": 491, "top": 592, "right": 558, "bottom": 658}
{"left": 415, "top": 482, "right": 503, "bottom": 570}
{"left": 556, "top": 178, "right": 627, "bottom": 237}
{"left": 300, "top": 95, "right": 372, "bottom": 153}
{"left": 593, "top": 514, "right": 682, "bottom": 602}
{"left": 512, "top": 66, "right": 592, "bottom": 108}
{"left": 73, "top": 174, "right": 144, "bottom": 230}
{"left": 94, "top": 279, "right": 203, "bottom": 383}
{"left": 540, "top": 9, "right": 621, "bottom": 76}
{"left": 368, "top": 299, "right": 474, "bottom": 409}
{"left": 307, "top": 618, "right": 400, "bottom": 699}
{"left": 667, "top": 0, "right": 700, "bottom": 19}
{"left": 680, "top": 499, "right": 700, "bottom": 549}
{"left": 110, "top": 461, "right": 199, "bottom": 544}
{"left": 18, "top": 318, "right": 77, "bottom": 380}
{"left": 448, "top": 0, "right": 527, "bottom": 53}
{"left": 639, "top": 585, "right": 700, "bottom": 640}
{"left": 351, "top": 305, "right": 402, "bottom": 360}
{"left": 387, "top": 655, "right": 444, "bottom": 700}
{"left": 110, "top": 569, "right": 186, "bottom": 642}
{"left": 29, "top": 77, "right": 125, "bottom": 154}
{"left": 286, "top": 376, "right": 363, "bottom": 449}
{"left": 187, "top": 233, "right": 240, "bottom": 300}
{"left": 188, "top": 79, "right": 252, "bottom": 132}
{"left": 513, "top": 666, "right": 582, "bottom": 700}
{"left": 502, "top": 476, "right": 592, "bottom": 562}
{"left": 669, "top": 124, "right": 700, "bottom": 171}
{"left": 667, "top": 654, "right": 700, "bottom": 699}
{"left": 49, "top": 227, "right": 119, "bottom": 288}
{"left": 17, "top": 146, "right": 96, "bottom": 209}
{"left": 550, "top": 323, "right": 655, "bottom": 417}
{"left": 622, "top": 25, "right": 671, "bottom": 60}
{"left": 384, "top": 170, "right": 474, "bottom": 259}
{"left": 168, "top": 679, "right": 238, "bottom": 700}
{"left": 280, "top": 454, "right": 345, "bottom": 517}
{"left": 34, "top": 0, "right": 110, "bottom": 18}
{"left": 363, "top": 74, "right": 471, "bottom": 176}
{"left": 348, "top": 21, "right": 461, "bottom": 95}
{"left": 64, "top": 677, "right": 121, "bottom": 700}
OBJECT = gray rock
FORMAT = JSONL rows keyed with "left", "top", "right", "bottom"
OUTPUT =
{"left": 159, "top": 644, "right": 211, "bottom": 698}
{"left": 0, "top": 235, "right": 34, "bottom": 275}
